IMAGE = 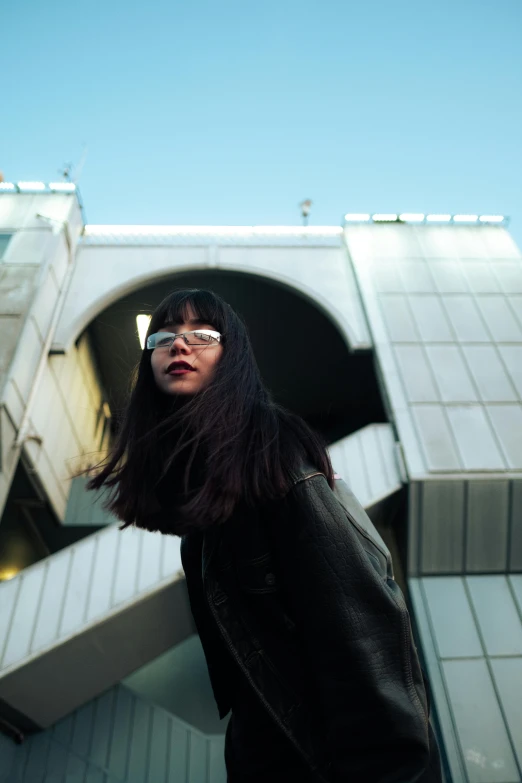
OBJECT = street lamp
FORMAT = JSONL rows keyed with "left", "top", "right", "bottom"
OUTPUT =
{"left": 299, "top": 199, "right": 312, "bottom": 226}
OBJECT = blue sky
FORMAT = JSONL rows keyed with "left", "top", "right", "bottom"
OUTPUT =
{"left": 2, "top": 0, "right": 522, "bottom": 245}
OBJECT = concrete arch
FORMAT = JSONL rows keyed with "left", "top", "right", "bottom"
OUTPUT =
{"left": 81, "top": 263, "right": 385, "bottom": 445}
{"left": 53, "top": 243, "right": 371, "bottom": 352}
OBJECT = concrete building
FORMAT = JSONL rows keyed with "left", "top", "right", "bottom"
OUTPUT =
{"left": 0, "top": 185, "right": 521, "bottom": 783}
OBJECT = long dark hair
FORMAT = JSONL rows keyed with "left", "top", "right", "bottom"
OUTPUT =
{"left": 86, "top": 288, "right": 334, "bottom": 535}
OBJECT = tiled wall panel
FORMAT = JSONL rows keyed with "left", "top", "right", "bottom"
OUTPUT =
{"left": 379, "top": 295, "right": 419, "bottom": 341}
{"left": 465, "top": 482, "right": 510, "bottom": 572}
{"left": 393, "top": 345, "right": 439, "bottom": 403}
{"left": 498, "top": 347, "right": 522, "bottom": 398}
{"left": 409, "top": 296, "right": 454, "bottom": 342}
{"left": 14, "top": 330, "right": 108, "bottom": 521}
{"left": 490, "top": 658, "right": 522, "bottom": 771}
{"left": 345, "top": 224, "right": 522, "bottom": 488}
{"left": 410, "top": 479, "right": 521, "bottom": 575}
{"left": 448, "top": 406, "right": 506, "bottom": 471}
{"left": 422, "top": 577, "right": 482, "bottom": 657}
{"left": 509, "top": 485, "right": 522, "bottom": 572}
{"left": 412, "top": 575, "right": 522, "bottom": 783}
{"left": 0, "top": 684, "right": 226, "bottom": 783}
{"left": 410, "top": 406, "right": 461, "bottom": 471}
{"left": 0, "top": 522, "right": 182, "bottom": 676}
{"left": 486, "top": 405, "right": 522, "bottom": 469}
{"left": 419, "top": 482, "right": 465, "bottom": 574}
{"left": 442, "top": 296, "right": 490, "bottom": 342}
{"left": 463, "top": 346, "right": 518, "bottom": 402}
{"left": 328, "top": 423, "right": 402, "bottom": 509}
{"left": 466, "top": 577, "right": 522, "bottom": 656}
{"left": 476, "top": 297, "right": 522, "bottom": 342}
{"left": 425, "top": 346, "right": 477, "bottom": 402}
{"left": 462, "top": 261, "right": 501, "bottom": 293}
{"left": 494, "top": 261, "right": 522, "bottom": 292}
{"left": 442, "top": 658, "right": 520, "bottom": 783}
{"left": 428, "top": 259, "right": 469, "bottom": 293}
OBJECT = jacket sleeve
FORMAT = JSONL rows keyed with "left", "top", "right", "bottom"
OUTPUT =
{"left": 267, "top": 474, "right": 431, "bottom": 783}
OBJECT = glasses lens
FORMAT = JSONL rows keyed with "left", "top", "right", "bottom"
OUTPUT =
{"left": 147, "top": 331, "right": 219, "bottom": 348}
{"left": 147, "top": 333, "right": 174, "bottom": 349}
{"left": 185, "top": 331, "right": 219, "bottom": 345}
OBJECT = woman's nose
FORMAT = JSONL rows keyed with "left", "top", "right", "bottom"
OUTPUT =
{"left": 169, "top": 335, "right": 190, "bottom": 353}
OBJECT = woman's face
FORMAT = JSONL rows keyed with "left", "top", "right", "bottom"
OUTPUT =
{"left": 150, "top": 305, "right": 224, "bottom": 396}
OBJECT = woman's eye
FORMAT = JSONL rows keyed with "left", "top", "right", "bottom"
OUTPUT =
{"left": 194, "top": 332, "right": 212, "bottom": 342}
{"left": 157, "top": 336, "right": 172, "bottom": 347}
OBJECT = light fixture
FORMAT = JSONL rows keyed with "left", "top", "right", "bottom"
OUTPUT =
{"left": 479, "top": 215, "right": 504, "bottom": 223}
{"left": 426, "top": 214, "right": 452, "bottom": 222}
{"left": 453, "top": 214, "right": 478, "bottom": 223}
{"left": 49, "top": 182, "right": 76, "bottom": 192}
{"left": 344, "top": 214, "right": 371, "bottom": 222}
{"left": 17, "top": 181, "right": 46, "bottom": 191}
{"left": 372, "top": 214, "right": 398, "bottom": 222}
{"left": 0, "top": 567, "right": 20, "bottom": 581}
{"left": 399, "top": 213, "right": 425, "bottom": 222}
{"left": 0, "top": 182, "right": 16, "bottom": 191}
{"left": 136, "top": 314, "right": 152, "bottom": 349}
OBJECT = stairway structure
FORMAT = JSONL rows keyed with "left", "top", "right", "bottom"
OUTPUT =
{"left": 0, "top": 524, "right": 194, "bottom": 730}
{"left": 0, "top": 423, "right": 399, "bottom": 732}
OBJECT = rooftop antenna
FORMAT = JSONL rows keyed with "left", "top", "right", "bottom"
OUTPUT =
{"left": 60, "top": 162, "right": 73, "bottom": 181}
{"left": 299, "top": 199, "right": 312, "bottom": 226}
{"left": 58, "top": 143, "right": 88, "bottom": 184}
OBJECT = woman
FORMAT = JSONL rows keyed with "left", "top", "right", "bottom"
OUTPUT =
{"left": 88, "top": 288, "right": 442, "bottom": 783}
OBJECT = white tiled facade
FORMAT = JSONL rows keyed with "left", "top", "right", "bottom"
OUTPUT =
{"left": 345, "top": 222, "right": 522, "bottom": 479}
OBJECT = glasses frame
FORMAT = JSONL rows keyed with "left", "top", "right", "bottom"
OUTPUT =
{"left": 146, "top": 329, "right": 222, "bottom": 350}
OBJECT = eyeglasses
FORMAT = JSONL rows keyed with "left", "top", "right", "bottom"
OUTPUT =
{"left": 146, "top": 330, "right": 222, "bottom": 349}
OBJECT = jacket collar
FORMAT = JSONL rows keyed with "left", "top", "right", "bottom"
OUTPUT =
{"left": 289, "top": 459, "right": 323, "bottom": 485}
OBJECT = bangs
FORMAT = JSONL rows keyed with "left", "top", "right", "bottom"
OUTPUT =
{"left": 150, "top": 289, "right": 227, "bottom": 335}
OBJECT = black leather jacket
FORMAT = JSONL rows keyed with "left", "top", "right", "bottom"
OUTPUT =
{"left": 180, "top": 465, "right": 442, "bottom": 783}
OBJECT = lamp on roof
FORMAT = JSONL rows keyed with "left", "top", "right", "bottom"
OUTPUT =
{"left": 299, "top": 199, "right": 312, "bottom": 226}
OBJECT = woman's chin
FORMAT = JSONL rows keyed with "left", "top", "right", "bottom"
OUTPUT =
{"left": 163, "top": 377, "right": 199, "bottom": 395}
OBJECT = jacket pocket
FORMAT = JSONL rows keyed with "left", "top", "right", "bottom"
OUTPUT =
{"left": 235, "top": 552, "right": 280, "bottom": 594}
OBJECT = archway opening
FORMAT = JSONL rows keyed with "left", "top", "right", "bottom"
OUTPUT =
{"left": 87, "top": 269, "right": 387, "bottom": 444}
